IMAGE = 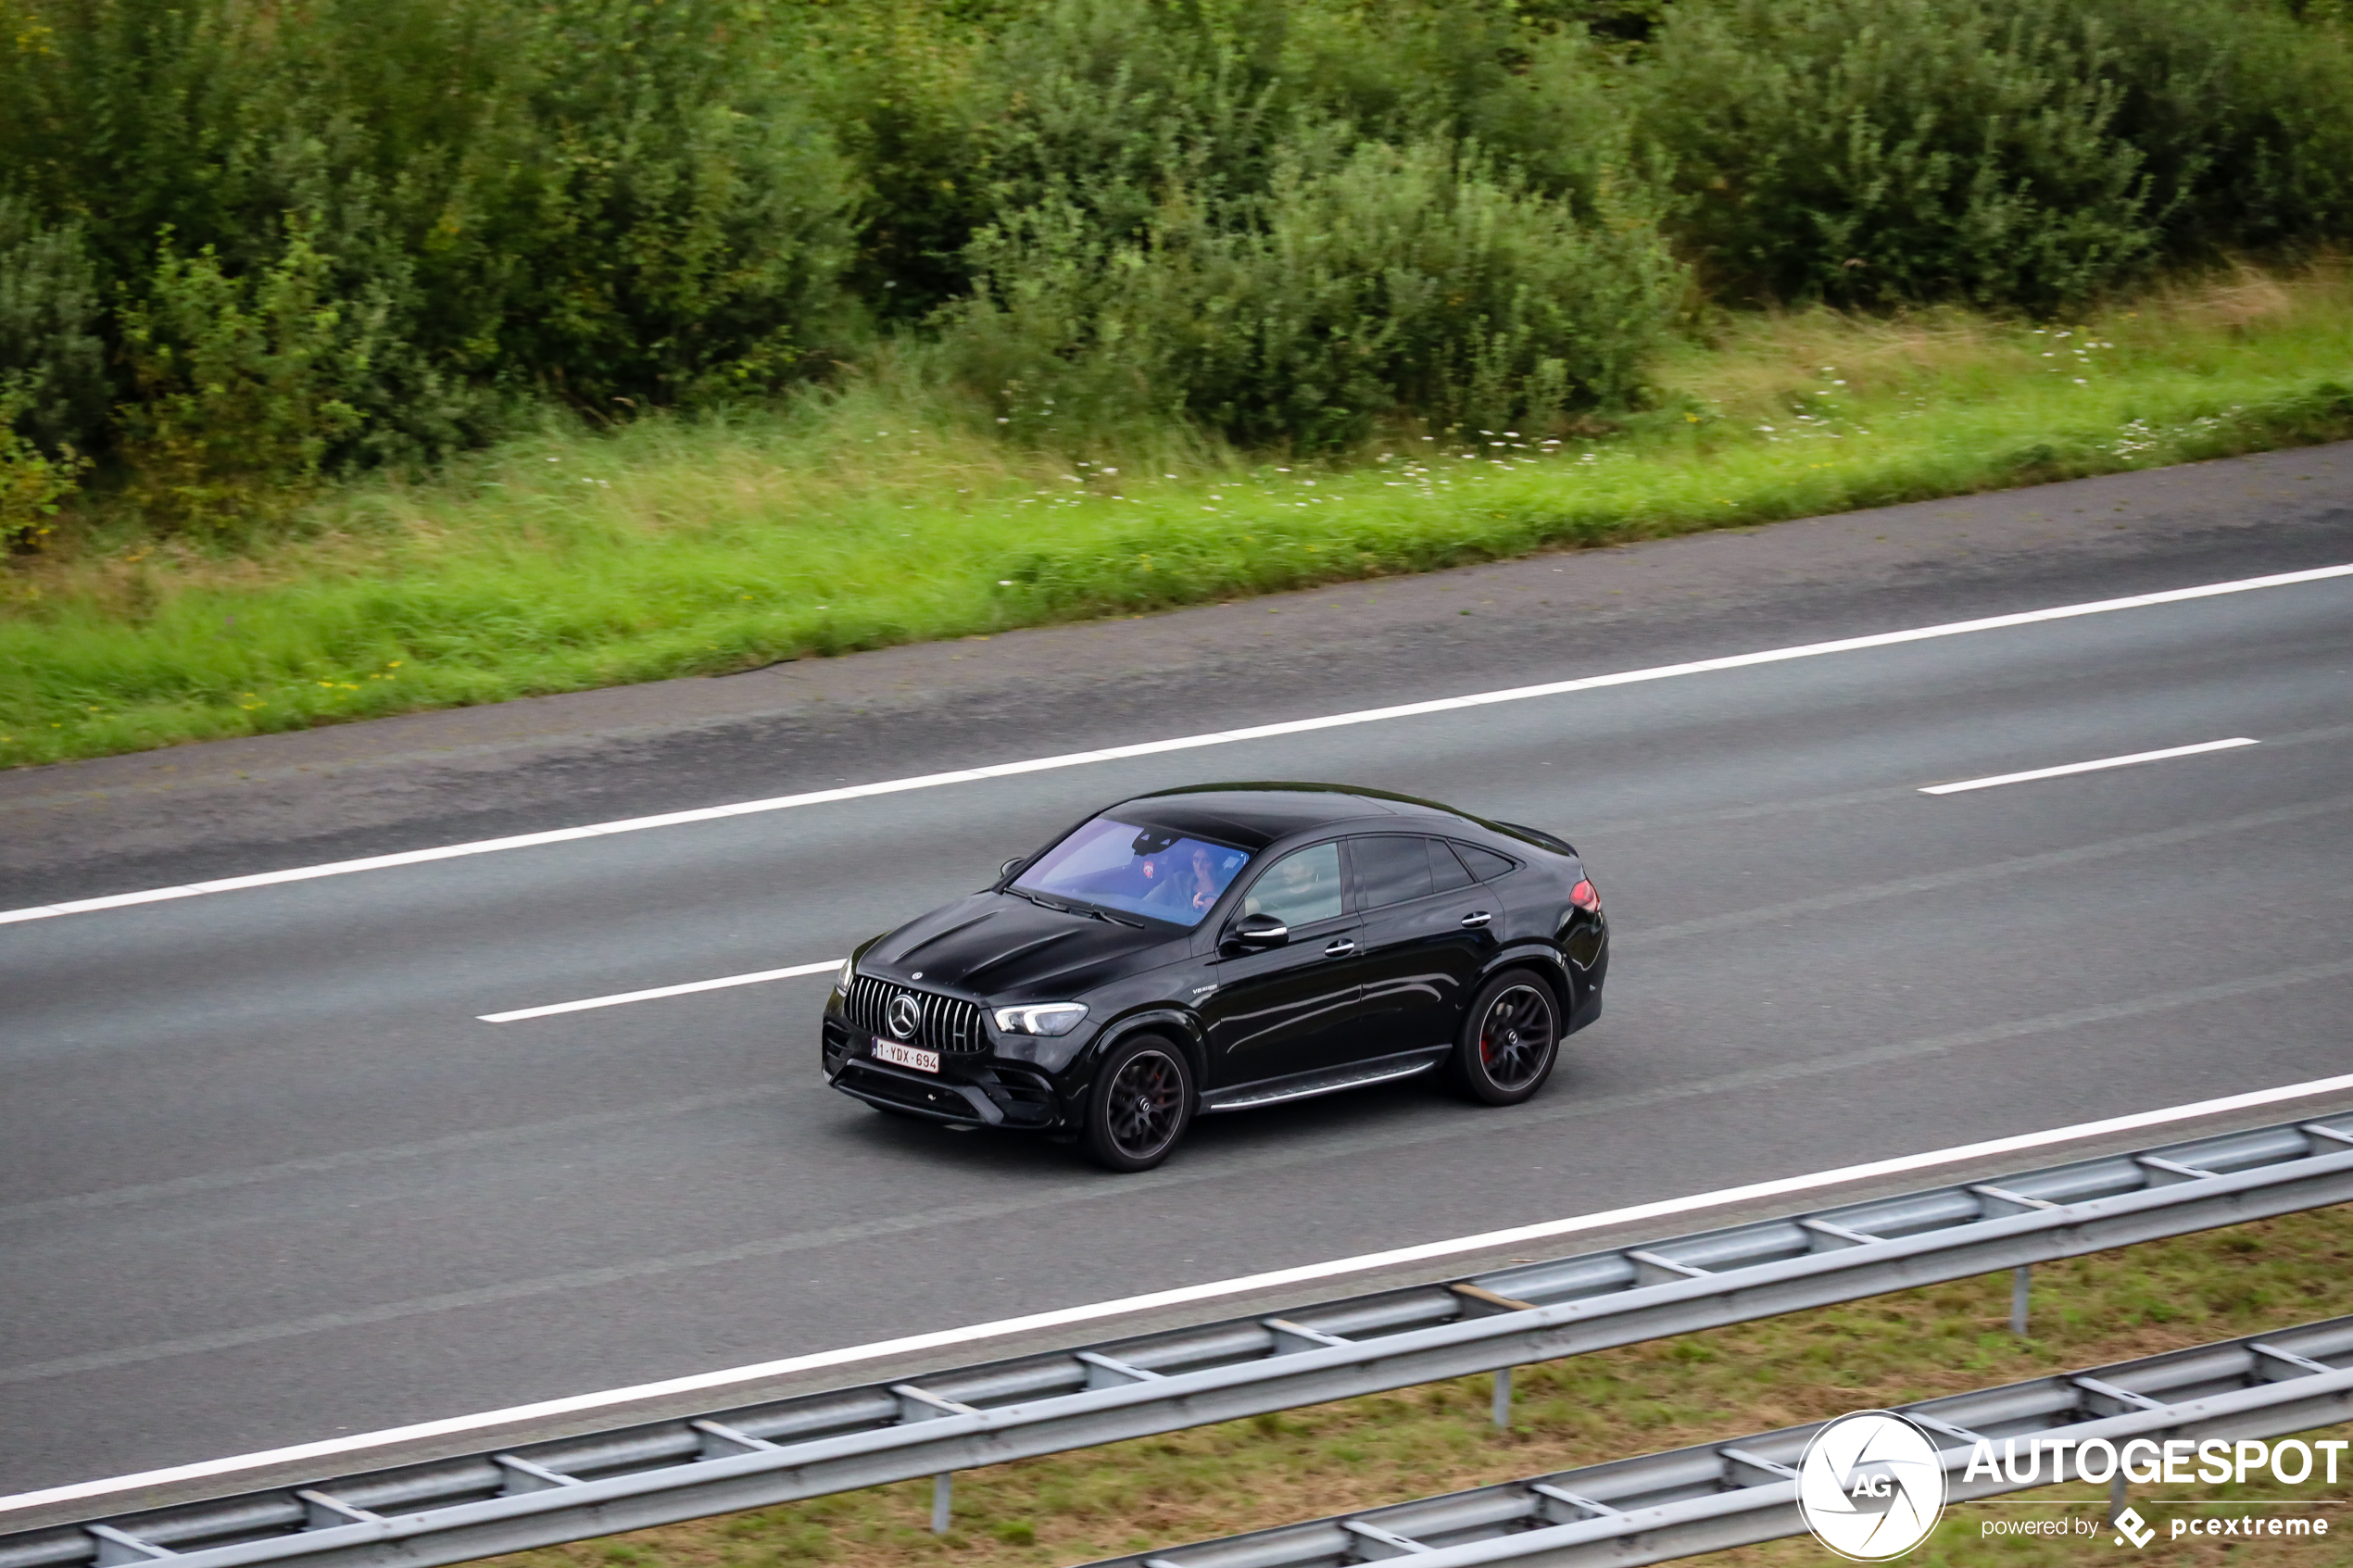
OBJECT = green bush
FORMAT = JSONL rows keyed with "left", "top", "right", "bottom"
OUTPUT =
{"left": 941, "top": 132, "right": 1679, "bottom": 445}
{"left": 1638, "top": 0, "right": 2158, "bottom": 307}
{"left": 113, "top": 223, "right": 387, "bottom": 536}
{"left": 1281, "top": 2, "right": 1640, "bottom": 211}
{"left": 2094, "top": 0, "right": 2353, "bottom": 258}
{"left": 812, "top": 0, "right": 1652, "bottom": 323}
{"left": 0, "top": 0, "right": 862, "bottom": 486}
{"left": 1639, "top": 0, "right": 2353, "bottom": 309}
{"left": 0, "top": 199, "right": 107, "bottom": 458}
{"left": 0, "top": 388, "right": 90, "bottom": 551}
{"left": 2, "top": 0, "right": 2350, "bottom": 529}
{"left": 806, "top": 0, "right": 1296, "bottom": 324}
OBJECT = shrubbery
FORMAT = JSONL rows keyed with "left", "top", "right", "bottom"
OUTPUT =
{"left": 0, "top": 0, "right": 2348, "bottom": 530}
{"left": 0, "top": 0, "right": 863, "bottom": 513}
{"left": 1636, "top": 0, "right": 2353, "bottom": 307}
{"left": 942, "top": 132, "right": 1677, "bottom": 443}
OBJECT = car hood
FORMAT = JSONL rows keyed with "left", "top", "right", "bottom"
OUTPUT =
{"left": 861, "top": 893, "right": 1185, "bottom": 998}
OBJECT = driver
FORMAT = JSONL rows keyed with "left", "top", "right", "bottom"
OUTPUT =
{"left": 1183, "top": 844, "right": 1220, "bottom": 914}
{"left": 1133, "top": 839, "right": 1227, "bottom": 917}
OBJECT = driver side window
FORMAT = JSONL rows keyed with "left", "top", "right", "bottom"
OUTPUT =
{"left": 1241, "top": 842, "right": 1342, "bottom": 927}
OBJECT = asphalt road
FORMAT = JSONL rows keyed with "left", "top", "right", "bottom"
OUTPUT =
{"left": 4, "top": 444, "right": 2352, "bottom": 1505}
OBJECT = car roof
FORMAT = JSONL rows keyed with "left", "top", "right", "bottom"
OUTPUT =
{"left": 1112, "top": 783, "right": 1468, "bottom": 852}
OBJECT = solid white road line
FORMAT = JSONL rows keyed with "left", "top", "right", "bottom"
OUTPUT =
{"left": 1921, "top": 737, "right": 2261, "bottom": 796}
{"left": 5, "top": 560, "right": 2348, "bottom": 930}
{"left": 9, "top": 1068, "right": 2353, "bottom": 1516}
{"left": 479, "top": 960, "right": 845, "bottom": 1022}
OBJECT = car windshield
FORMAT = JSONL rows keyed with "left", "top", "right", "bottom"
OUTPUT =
{"left": 1013, "top": 817, "right": 1253, "bottom": 928}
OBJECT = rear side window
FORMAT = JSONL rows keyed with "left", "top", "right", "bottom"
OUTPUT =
{"left": 1453, "top": 843, "right": 1518, "bottom": 882}
{"left": 1351, "top": 835, "right": 1432, "bottom": 909}
{"left": 1428, "top": 839, "right": 1477, "bottom": 892}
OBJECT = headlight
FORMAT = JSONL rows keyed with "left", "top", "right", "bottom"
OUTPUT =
{"left": 833, "top": 958, "right": 853, "bottom": 997}
{"left": 992, "top": 1002, "right": 1089, "bottom": 1036}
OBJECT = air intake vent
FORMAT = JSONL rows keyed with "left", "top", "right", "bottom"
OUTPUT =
{"left": 846, "top": 975, "right": 988, "bottom": 1054}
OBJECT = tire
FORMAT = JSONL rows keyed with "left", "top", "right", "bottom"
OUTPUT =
{"left": 1082, "top": 1035, "right": 1194, "bottom": 1173}
{"left": 1448, "top": 970, "right": 1561, "bottom": 1106}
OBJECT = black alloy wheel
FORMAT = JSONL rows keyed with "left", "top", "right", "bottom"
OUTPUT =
{"left": 1450, "top": 971, "right": 1561, "bottom": 1105}
{"left": 1083, "top": 1036, "right": 1194, "bottom": 1172}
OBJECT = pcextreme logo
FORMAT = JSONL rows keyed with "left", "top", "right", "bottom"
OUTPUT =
{"left": 1796, "top": 1411, "right": 1948, "bottom": 1561}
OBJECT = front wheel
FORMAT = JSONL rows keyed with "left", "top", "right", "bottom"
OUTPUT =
{"left": 1448, "top": 970, "right": 1561, "bottom": 1106}
{"left": 1082, "top": 1035, "right": 1194, "bottom": 1172}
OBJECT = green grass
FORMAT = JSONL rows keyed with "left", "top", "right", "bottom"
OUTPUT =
{"left": 6, "top": 265, "right": 2352, "bottom": 771}
{"left": 487, "top": 1207, "right": 2353, "bottom": 1568}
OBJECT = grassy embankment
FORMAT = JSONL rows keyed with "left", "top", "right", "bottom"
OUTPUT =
{"left": 489, "top": 1207, "right": 2353, "bottom": 1568}
{"left": 4, "top": 266, "right": 2351, "bottom": 772}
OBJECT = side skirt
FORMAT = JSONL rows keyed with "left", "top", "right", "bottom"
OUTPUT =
{"left": 1197, "top": 1047, "right": 1450, "bottom": 1114}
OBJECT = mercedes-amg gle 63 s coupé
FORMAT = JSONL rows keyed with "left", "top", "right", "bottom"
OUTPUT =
{"left": 822, "top": 784, "right": 1607, "bottom": 1171}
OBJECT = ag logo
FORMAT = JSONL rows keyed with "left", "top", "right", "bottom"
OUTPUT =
{"left": 1795, "top": 1411, "right": 1947, "bottom": 1561}
{"left": 887, "top": 993, "right": 923, "bottom": 1040}
{"left": 2113, "top": 1507, "right": 2155, "bottom": 1549}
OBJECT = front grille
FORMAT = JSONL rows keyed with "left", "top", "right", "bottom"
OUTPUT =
{"left": 845, "top": 975, "right": 988, "bottom": 1054}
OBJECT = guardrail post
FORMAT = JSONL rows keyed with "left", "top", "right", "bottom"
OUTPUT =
{"left": 2108, "top": 1471, "right": 2128, "bottom": 1524}
{"left": 2010, "top": 1265, "right": 2032, "bottom": 1335}
{"left": 931, "top": 1473, "right": 952, "bottom": 1534}
{"left": 1492, "top": 1366, "right": 1513, "bottom": 1428}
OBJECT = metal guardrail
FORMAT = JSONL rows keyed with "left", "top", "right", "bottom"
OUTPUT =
{"left": 5, "top": 1113, "right": 2350, "bottom": 1568}
{"left": 1088, "top": 1314, "right": 2353, "bottom": 1568}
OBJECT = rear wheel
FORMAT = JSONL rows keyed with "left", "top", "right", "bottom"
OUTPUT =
{"left": 1448, "top": 970, "right": 1560, "bottom": 1105}
{"left": 1083, "top": 1035, "right": 1193, "bottom": 1172}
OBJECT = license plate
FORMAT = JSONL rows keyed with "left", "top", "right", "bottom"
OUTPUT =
{"left": 873, "top": 1038, "right": 939, "bottom": 1073}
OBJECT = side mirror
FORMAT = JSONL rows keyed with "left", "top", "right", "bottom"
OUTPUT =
{"left": 1225, "top": 912, "right": 1290, "bottom": 949}
{"left": 1000, "top": 856, "right": 1027, "bottom": 881}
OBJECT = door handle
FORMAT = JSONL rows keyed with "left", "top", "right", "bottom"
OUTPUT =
{"left": 1460, "top": 911, "right": 1491, "bottom": 929}
{"left": 1324, "top": 938, "right": 1359, "bottom": 957}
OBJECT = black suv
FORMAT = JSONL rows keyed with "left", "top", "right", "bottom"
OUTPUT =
{"left": 822, "top": 783, "right": 1607, "bottom": 1171}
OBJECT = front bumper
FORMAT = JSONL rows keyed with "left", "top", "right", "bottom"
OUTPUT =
{"left": 824, "top": 1017, "right": 1066, "bottom": 1129}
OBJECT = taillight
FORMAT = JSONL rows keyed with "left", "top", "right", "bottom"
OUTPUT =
{"left": 1569, "top": 879, "right": 1600, "bottom": 912}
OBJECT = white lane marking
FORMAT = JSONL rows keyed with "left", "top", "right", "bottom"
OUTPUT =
{"left": 479, "top": 960, "right": 845, "bottom": 1022}
{"left": 5, "top": 560, "right": 2348, "bottom": 930}
{"left": 9, "top": 1069, "right": 2353, "bottom": 1516}
{"left": 1922, "top": 737, "right": 2260, "bottom": 796}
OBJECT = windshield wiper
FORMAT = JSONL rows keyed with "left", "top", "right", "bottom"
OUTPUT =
{"left": 1007, "top": 888, "right": 1143, "bottom": 927}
